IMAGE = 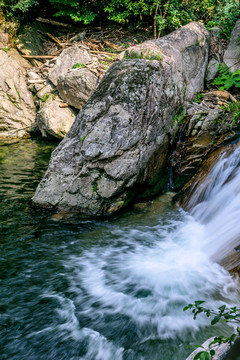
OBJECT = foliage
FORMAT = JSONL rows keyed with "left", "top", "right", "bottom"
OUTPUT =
{"left": 1, "top": 0, "right": 239, "bottom": 40}
{"left": 72, "top": 63, "right": 85, "bottom": 69}
{"left": 205, "top": 0, "right": 240, "bottom": 39}
{"left": 1, "top": 0, "right": 39, "bottom": 19}
{"left": 171, "top": 106, "right": 186, "bottom": 127}
{"left": 193, "top": 93, "right": 204, "bottom": 103}
{"left": 184, "top": 301, "right": 240, "bottom": 359}
{"left": 221, "top": 101, "right": 240, "bottom": 124}
{"left": 41, "top": 93, "right": 50, "bottom": 103}
{"left": 213, "top": 64, "right": 240, "bottom": 91}
{"left": 124, "top": 49, "right": 163, "bottom": 61}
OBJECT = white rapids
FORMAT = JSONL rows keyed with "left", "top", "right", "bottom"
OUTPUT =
{"left": 39, "top": 144, "right": 240, "bottom": 359}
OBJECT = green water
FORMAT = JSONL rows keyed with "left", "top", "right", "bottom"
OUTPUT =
{"left": 0, "top": 138, "right": 239, "bottom": 360}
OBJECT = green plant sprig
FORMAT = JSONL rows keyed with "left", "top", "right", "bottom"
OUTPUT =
{"left": 184, "top": 301, "right": 240, "bottom": 360}
{"left": 212, "top": 64, "right": 240, "bottom": 91}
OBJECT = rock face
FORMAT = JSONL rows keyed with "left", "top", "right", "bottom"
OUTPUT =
{"left": 57, "top": 68, "right": 98, "bottom": 109}
{"left": 0, "top": 48, "right": 36, "bottom": 139}
{"left": 205, "top": 58, "right": 219, "bottom": 87}
{"left": 37, "top": 95, "right": 76, "bottom": 139}
{"left": 32, "top": 22, "right": 210, "bottom": 216}
{"left": 223, "top": 19, "right": 240, "bottom": 71}
{"left": 48, "top": 47, "right": 92, "bottom": 86}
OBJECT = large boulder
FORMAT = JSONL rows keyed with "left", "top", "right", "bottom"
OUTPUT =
{"left": 0, "top": 48, "right": 36, "bottom": 139}
{"left": 57, "top": 68, "right": 98, "bottom": 109}
{"left": 48, "top": 47, "right": 92, "bottom": 86}
{"left": 32, "top": 22, "right": 210, "bottom": 216}
{"left": 37, "top": 95, "right": 76, "bottom": 139}
{"left": 223, "top": 20, "right": 240, "bottom": 72}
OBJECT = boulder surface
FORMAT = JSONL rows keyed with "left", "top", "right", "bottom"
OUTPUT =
{"left": 33, "top": 22, "right": 210, "bottom": 216}
{"left": 0, "top": 48, "right": 36, "bottom": 139}
{"left": 48, "top": 47, "right": 92, "bottom": 86}
{"left": 223, "top": 19, "right": 240, "bottom": 71}
{"left": 57, "top": 68, "right": 98, "bottom": 109}
{"left": 37, "top": 95, "right": 76, "bottom": 139}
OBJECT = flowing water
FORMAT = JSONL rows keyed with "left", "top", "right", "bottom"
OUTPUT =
{"left": 1, "top": 138, "right": 240, "bottom": 360}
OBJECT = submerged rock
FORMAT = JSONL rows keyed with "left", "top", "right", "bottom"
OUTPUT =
{"left": 33, "top": 22, "right": 210, "bottom": 216}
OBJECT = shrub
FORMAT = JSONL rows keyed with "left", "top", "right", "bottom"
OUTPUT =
{"left": 213, "top": 64, "right": 240, "bottom": 91}
{"left": 1, "top": 0, "right": 39, "bottom": 19}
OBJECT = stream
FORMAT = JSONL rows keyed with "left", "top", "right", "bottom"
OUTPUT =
{"left": 1, "top": 138, "right": 240, "bottom": 360}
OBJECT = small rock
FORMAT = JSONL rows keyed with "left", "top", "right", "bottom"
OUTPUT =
{"left": 37, "top": 95, "right": 76, "bottom": 139}
{"left": 70, "top": 31, "right": 86, "bottom": 42}
{"left": 57, "top": 68, "right": 98, "bottom": 109}
{"left": 205, "top": 58, "right": 219, "bottom": 86}
{"left": 36, "top": 84, "right": 53, "bottom": 100}
{"left": 48, "top": 47, "right": 92, "bottom": 86}
{"left": 27, "top": 71, "right": 40, "bottom": 81}
{"left": 209, "top": 26, "right": 221, "bottom": 40}
{"left": 223, "top": 19, "right": 240, "bottom": 71}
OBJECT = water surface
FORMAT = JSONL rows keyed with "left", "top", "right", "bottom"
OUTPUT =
{"left": 0, "top": 139, "right": 239, "bottom": 360}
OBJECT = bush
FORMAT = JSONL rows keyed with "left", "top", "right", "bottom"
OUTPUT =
{"left": 0, "top": 0, "right": 39, "bottom": 19}
{"left": 47, "top": 0, "right": 239, "bottom": 38}
{"left": 1, "top": 0, "right": 239, "bottom": 39}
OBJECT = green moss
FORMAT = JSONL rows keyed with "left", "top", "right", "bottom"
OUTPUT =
{"left": 171, "top": 106, "right": 186, "bottom": 127}
{"left": 193, "top": 93, "right": 204, "bottom": 103}
{"left": 72, "top": 63, "right": 85, "bottom": 69}
{"left": 124, "top": 49, "right": 163, "bottom": 61}
{"left": 41, "top": 93, "right": 50, "bottom": 103}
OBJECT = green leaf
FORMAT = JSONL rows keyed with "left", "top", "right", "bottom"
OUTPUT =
{"left": 219, "top": 305, "right": 226, "bottom": 313}
{"left": 194, "top": 351, "right": 210, "bottom": 360}
{"left": 210, "top": 349, "right": 215, "bottom": 356}
{"left": 194, "top": 301, "right": 205, "bottom": 306}
{"left": 211, "top": 315, "right": 221, "bottom": 325}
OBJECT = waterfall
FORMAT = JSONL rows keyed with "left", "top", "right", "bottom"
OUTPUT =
{"left": 189, "top": 144, "right": 240, "bottom": 263}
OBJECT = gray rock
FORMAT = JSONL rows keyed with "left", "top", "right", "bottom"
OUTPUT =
{"left": 205, "top": 58, "right": 219, "bottom": 86}
{"left": 33, "top": 22, "right": 210, "bottom": 216}
{"left": 209, "top": 26, "right": 221, "bottom": 40}
{"left": 0, "top": 29, "right": 11, "bottom": 48}
{"left": 48, "top": 47, "right": 92, "bottom": 86}
{"left": 57, "top": 68, "right": 98, "bottom": 109}
{"left": 0, "top": 48, "right": 36, "bottom": 139}
{"left": 37, "top": 95, "right": 76, "bottom": 139}
{"left": 16, "top": 27, "right": 45, "bottom": 67}
{"left": 200, "top": 108, "right": 223, "bottom": 133}
{"left": 36, "top": 84, "right": 54, "bottom": 100}
{"left": 223, "top": 19, "right": 240, "bottom": 72}
{"left": 27, "top": 71, "right": 40, "bottom": 81}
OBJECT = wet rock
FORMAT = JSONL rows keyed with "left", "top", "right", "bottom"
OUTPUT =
{"left": 57, "top": 68, "right": 98, "bottom": 109}
{"left": 37, "top": 95, "right": 76, "bottom": 139}
{"left": 32, "top": 22, "right": 210, "bottom": 216}
{"left": 0, "top": 48, "right": 36, "bottom": 139}
{"left": 48, "top": 47, "right": 92, "bottom": 86}
{"left": 223, "top": 19, "right": 240, "bottom": 71}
